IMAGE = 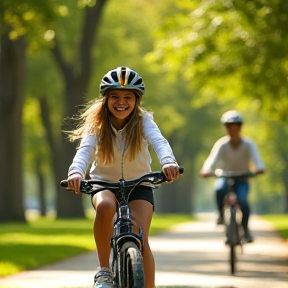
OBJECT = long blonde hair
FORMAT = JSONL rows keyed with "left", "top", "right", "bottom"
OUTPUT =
{"left": 67, "top": 94, "right": 145, "bottom": 165}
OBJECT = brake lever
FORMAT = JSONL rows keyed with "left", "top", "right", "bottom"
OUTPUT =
{"left": 152, "top": 172, "right": 168, "bottom": 184}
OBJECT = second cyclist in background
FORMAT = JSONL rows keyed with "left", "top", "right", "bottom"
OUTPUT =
{"left": 200, "top": 110, "right": 265, "bottom": 243}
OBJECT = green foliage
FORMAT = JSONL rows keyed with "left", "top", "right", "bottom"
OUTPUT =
{"left": 144, "top": 0, "right": 288, "bottom": 213}
{"left": 0, "top": 0, "right": 67, "bottom": 51}
{"left": 89, "top": 0, "right": 160, "bottom": 99}
{"left": 149, "top": 0, "right": 288, "bottom": 121}
{"left": 22, "top": 97, "right": 49, "bottom": 172}
{"left": 26, "top": 48, "right": 63, "bottom": 134}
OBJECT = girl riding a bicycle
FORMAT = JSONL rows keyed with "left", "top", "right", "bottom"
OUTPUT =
{"left": 66, "top": 66, "right": 180, "bottom": 288}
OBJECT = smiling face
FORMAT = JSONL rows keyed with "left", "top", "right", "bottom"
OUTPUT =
{"left": 107, "top": 89, "right": 137, "bottom": 129}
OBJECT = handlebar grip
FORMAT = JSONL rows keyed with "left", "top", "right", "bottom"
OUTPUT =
{"left": 179, "top": 166, "right": 184, "bottom": 175}
{"left": 60, "top": 180, "right": 68, "bottom": 188}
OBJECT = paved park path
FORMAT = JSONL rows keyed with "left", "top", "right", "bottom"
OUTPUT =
{"left": 0, "top": 214, "right": 287, "bottom": 288}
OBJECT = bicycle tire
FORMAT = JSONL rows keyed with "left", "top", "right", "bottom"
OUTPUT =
{"left": 230, "top": 244, "right": 236, "bottom": 274}
{"left": 120, "top": 241, "right": 145, "bottom": 288}
{"left": 109, "top": 247, "right": 119, "bottom": 287}
{"left": 228, "top": 206, "right": 238, "bottom": 274}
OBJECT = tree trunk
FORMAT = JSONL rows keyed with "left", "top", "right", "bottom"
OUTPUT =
{"left": 39, "top": 96, "right": 85, "bottom": 218}
{"left": 0, "top": 33, "right": 26, "bottom": 222}
{"left": 155, "top": 156, "right": 194, "bottom": 214}
{"left": 48, "top": 0, "right": 108, "bottom": 217}
{"left": 36, "top": 159, "right": 46, "bottom": 216}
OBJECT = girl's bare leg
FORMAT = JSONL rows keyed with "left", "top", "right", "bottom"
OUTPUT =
{"left": 129, "top": 200, "right": 154, "bottom": 288}
{"left": 92, "top": 190, "right": 116, "bottom": 268}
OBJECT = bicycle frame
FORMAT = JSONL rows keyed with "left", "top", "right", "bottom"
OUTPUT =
{"left": 109, "top": 179, "right": 145, "bottom": 287}
{"left": 61, "top": 167, "right": 184, "bottom": 287}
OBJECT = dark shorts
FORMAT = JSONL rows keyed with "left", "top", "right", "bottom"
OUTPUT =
{"left": 128, "top": 186, "right": 154, "bottom": 207}
{"left": 90, "top": 185, "right": 154, "bottom": 209}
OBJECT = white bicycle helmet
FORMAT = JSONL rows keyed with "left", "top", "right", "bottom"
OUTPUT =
{"left": 221, "top": 110, "right": 243, "bottom": 124}
{"left": 99, "top": 67, "right": 145, "bottom": 96}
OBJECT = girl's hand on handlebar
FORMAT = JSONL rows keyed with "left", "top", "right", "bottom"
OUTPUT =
{"left": 162, "top": 163, "right": 180, "bottom": 182}
{"left": 199, "top": 170, "right": 209, "bottom": 177}
{"left": 67, "top": 173, "right": 83, "bottom": 194}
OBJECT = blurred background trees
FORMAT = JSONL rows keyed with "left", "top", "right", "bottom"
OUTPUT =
{"left": 1, "top": 0, "right": 287, "bottom": 222}
{"left": 148, "top": 0, "right": 288, "bottom": 213}
{"left": 0, "top": 0, "right": 60, "bottom": 221}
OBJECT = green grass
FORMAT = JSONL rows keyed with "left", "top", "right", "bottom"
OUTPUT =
{"left": 0, "top": 218, "right": 95, "bottom": 277}
{"left": 151, "top": 214, "right": 196, "bottom": 235}
{"left": 0, "top": 213, "right": 194, "bottom": 277}
{"left": 262, "top": 214, "right": 288, "bottom": 240}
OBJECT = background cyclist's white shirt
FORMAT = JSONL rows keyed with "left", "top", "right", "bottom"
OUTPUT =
{"left": 202, "top": 136, "right": 265, "bottom": 173}
{"left": 68, "top": 112, "right": 177, "bottom": 181}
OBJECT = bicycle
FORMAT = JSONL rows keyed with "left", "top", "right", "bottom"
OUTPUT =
{"left": 216, "top": 169, "right": 256, "bottom": 274}
{"left": 205, "top": 169, "right": 255, "bottom": 274}
{"left": 60, "top": 167, "right": 184, "bottom": 288}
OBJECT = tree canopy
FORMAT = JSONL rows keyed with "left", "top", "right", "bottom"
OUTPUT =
{"left": 148, "top": 0, "right": 288, "bottom": 121}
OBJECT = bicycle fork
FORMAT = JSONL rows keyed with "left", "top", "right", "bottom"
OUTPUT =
{"left": 109, "top": 204, "right": 144, "bottom": 287}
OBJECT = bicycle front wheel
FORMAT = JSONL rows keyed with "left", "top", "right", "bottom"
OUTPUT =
{"left": 120, "top": 241, "right": 145, "bottom": 288}
{"left": 227, "top": 206, "right": 238, "bottom": 274}
{"left": 230, "top": 244, "right": 236, "bottom": 274}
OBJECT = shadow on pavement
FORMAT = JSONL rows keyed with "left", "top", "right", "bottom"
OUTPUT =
{"left": 158, "top": 227, "right": 281, "bottom": 240}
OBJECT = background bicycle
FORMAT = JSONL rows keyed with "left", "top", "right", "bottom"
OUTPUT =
{"left": 61, "top": 167, "right": 184, "bottom": 288}
{"left": 211, "top": 169, "right": 256, "bottom": 274}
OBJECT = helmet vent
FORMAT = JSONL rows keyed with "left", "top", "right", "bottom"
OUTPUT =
{"left": 111, "top": 71, "right": 118, "bottom": 82}
{"left": 103, "top": 76, "right": 111, "bottom": 83}
{"left": 128, "top": 72, "right": 135, "bottom": 83}
{"left": 134, "top": 78, "right": 143, "bottom": 85}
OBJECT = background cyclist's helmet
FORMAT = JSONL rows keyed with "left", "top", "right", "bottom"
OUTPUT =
{"left": 100, "top": 66, "right": 145, "bottom": 96}
{"left": 221, "top": 110, "right": 243, "bottom": 124}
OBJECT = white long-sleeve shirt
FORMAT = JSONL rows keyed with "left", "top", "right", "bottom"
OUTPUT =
{"left": 201, "top": 136, "right": 264, "bottom": 173}
{"left": 68, "top": 112, "right": 177, "bottom": 181}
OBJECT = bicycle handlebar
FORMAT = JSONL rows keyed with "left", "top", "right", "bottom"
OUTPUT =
{"left": 205, "top": 169, "right": 256, "bottom": 178}
{"left": 60, "top": 166, "right": 184, "bottom": 194}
